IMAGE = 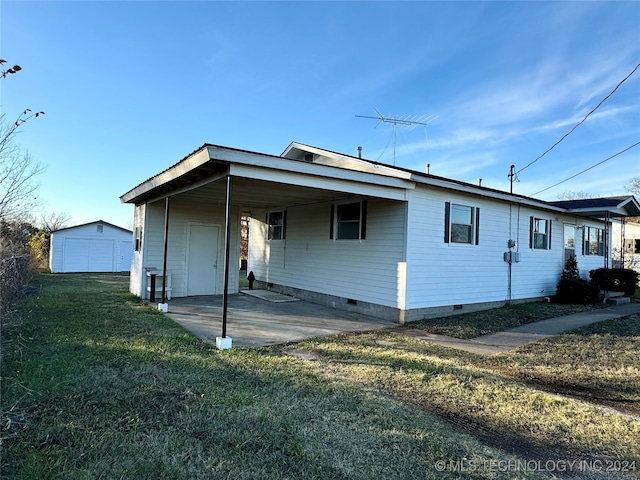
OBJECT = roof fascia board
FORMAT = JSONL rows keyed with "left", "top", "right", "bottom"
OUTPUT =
{"left": 411, "top": 175, "right": 567, "bottom": 213}
{"left": 120, "top": 147, "right": 211, "bottom": 203}
{"left": 562, "top": 207, "right": 631, "bottom": 218}
{"left": 229, "top": 164, "right": 410, "bottom": 201}
{"left": 209, "top": 145, "right": 414, "bottom": 191}
{"left": 618, "top": 196, "right": 640, "bottom": 215}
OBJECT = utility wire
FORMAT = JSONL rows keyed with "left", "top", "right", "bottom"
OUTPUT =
{"left": 518, "top": 62, "right": 640, "bottom": 175}
{"left": 531, "top": 141, "right": 640, "bottom": 196}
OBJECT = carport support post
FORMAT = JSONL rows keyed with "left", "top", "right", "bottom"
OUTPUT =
{"left": 217, "top": 175, "right": 233, "bottom": 350}
{"left": 159, "top": 196, "right": 170, "bottom": 312}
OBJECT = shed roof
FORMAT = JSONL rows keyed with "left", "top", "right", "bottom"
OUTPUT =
{"left": 52, "top": 220, "right": 132, "bottom": 235}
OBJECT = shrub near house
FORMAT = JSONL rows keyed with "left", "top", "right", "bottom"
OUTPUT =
{"left": 556, "top": 256, "right": 599, "bottom": 304}
{"left": 590, "top": 268, "right": 639, "bottom": 296}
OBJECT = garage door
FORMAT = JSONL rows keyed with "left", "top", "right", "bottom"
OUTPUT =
{"left": 62, "top": 238, "right": 115, "bottom": 272}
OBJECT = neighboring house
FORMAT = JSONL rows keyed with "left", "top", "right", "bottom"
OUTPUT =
{"left": 49, "top": 220, "right": 133, "bottom": 273}
{"left": 120, "top": 142, "right": 640, "bottom": 323}
{"left": 612, "top": 219, "right": 640, "bottom": 273}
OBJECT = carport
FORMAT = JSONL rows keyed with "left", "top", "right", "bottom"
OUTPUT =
{"left": 163, "top": 292, "right": 396, "bottom": 347}
{"left": 121, "top": 143, "right": 413, "bottom": 348}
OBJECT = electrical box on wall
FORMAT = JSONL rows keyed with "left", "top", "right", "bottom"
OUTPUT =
{"left": 503, "top": 251, "right": 521, "bottom": 264}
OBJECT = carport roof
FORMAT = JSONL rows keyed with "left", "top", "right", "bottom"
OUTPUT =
{"left": 119, "top": 143, "right": 414, "bottom": 206}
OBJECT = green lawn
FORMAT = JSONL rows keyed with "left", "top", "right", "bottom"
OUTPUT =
{"left": 2, "top": 273, "right": 639, "bottom": 479}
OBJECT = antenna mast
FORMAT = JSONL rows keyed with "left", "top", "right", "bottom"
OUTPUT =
{"left": 356, "top": 108, "right": 438, "bottom": 165}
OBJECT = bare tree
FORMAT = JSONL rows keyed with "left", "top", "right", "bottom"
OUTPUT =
{"left": 0, "top": 60, "right": 45, "bottom": 318}
{"left": 557, "top": 190, "right": 598, "bottom": 200}
{"left": 626, "top": 177, "right": 640, "bottom": 197}
{"left": 0, "top": 112, "right": 46, "bottom": 221}
{"left": 39, "top": 211, "right": 71, "bottom": 233}
{"left": 624, "top": 177, "right": 640, "bottom": 224}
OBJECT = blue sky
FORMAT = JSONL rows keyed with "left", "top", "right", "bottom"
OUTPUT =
{"left": 1, "top": 1, "right": 638, "bottom": 230}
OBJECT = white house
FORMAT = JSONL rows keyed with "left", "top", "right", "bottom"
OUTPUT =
{"left": 120, "top": 142, "right": 640, "bottom": 323}
{"left": 49, "top": 220, "right": 133, "bottom": 273}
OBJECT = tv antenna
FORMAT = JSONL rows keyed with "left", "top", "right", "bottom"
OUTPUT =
{"left": 356, "top": 108, "right": 438, "bottom": 165}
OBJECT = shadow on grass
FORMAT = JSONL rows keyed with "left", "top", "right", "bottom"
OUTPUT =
{"left": 3, "top": 273, "right": 533, "bottom": 480}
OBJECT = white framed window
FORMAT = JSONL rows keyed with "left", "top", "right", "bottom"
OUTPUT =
{"left": 584, "top": 227, "right": 604, "bottom": 256}
{"left": 530, "top": 217, "right": 551, "bottom": 250}
{"left": 444, "top": 202, "right": 479, "bottom": 245}
{"left": 330, "top": 200, "right": 367, "bottom": 240}
{"left": 266, "top": 211, "right": 286, "bottom": 241}
{"left": 97, "top": 224, "right": 104, "bottom": 233}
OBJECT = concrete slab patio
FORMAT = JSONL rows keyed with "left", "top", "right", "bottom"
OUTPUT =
{"left": 161, "top": 291, "right": 396, "bottom": 347}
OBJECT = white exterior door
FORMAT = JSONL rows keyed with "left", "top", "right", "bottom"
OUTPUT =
{"left": 118, "top": 241, "right": 133, "bottom": 272}
{"left": 187, "top": 224, "right": 219, "bottom": 296}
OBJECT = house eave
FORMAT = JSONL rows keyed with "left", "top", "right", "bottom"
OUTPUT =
{"left": 120, "top": 143, "right": 416, "bottom": 205}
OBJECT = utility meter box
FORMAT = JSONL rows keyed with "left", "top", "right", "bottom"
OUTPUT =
{"left": 503, "top": 251, "right": 521, "bottom": 264}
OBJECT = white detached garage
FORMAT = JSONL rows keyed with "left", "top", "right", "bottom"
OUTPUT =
{"left": 49, "top": 220, "right": 133, "bottom": 273}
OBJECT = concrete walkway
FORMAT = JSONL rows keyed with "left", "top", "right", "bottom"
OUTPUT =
{"left": 402, "top": 302, "right": 640, "bottom": 355}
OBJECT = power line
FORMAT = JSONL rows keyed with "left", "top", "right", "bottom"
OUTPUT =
{"left": 518, "top": 62, "right": 640, "bottom": 175}
{"left": 531, "top": 141, "right": 640, "bottom": 196}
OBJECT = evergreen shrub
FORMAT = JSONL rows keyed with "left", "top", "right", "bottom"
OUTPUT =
{"left": 589, "top": 268, "right": 639, "bottom": 296}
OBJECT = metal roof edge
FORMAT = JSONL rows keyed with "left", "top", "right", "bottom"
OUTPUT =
{"left": 52, "top": 220, "right": 132, "bottom": 234}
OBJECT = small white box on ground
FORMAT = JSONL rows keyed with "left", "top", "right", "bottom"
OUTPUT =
{"left": 216, "top": 336, "right": 232, "bottom": 350}
{"left": 158, "top": 303, "right": 169, "bottom": 313}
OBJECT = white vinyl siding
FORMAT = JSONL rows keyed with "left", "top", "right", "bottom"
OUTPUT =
{"left": 249, "top": 198, "right": 405, "bottom": 308}
{"left": 140, "top": 197, "right": 239, "bottom": 298}
{"left": 406, "top": 191, "right": 506, "bottom": 309}
{"left": 404, "top": 188, "right": 612, "bottom": 310}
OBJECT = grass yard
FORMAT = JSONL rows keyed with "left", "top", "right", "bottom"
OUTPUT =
{"left": 2, "top": 273, "right": 639, "bottom": 479}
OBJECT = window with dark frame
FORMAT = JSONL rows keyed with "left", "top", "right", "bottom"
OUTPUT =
{"left": 267, "top": 211, "right": 285, "bottom": 241}
{"left": 584, "top": 227, "right": 604, "bottom": 256}
{"left": 530, "top": 217, "right": 551, "bottom": 250}
{"left": 330, "top": 201, "right": 367, "bottom": 241}
{"left": 444, "top": 202, "right": 479, "bottom": 245}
